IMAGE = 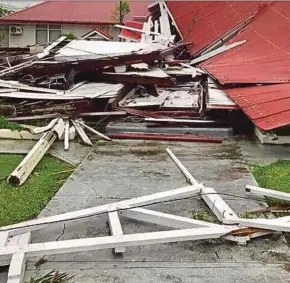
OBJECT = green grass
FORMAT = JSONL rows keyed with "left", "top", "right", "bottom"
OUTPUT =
{"left": 0, "top": 154, "right": 74, "bottom": 227}
{"left": 252, "top": 160, "right": 290, "bottom": 206}
{"left": 252, "top": 160, "right": 290, "bottom": 192}
{"left": 0, "top": 115, "right": 25, "bottom": 131}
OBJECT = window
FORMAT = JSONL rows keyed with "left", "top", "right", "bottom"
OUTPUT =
{"left": 36, "top": 24, "right": 61, "bottom": 44}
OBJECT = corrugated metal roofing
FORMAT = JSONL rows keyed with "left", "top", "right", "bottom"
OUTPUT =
{"left": 201, "top": 2, "right": 290, "bottom": 84}
{"left": 225, "top": 84, "right": 290, "bottom": 131}
{"left": 119, "top": 21, "right": 143, "bottom": 41}
{"left": 0, "top": 1, "right": 151, "bottom": 25}
{"left": 166, "top": 1, "right": 264, "bottom": 55}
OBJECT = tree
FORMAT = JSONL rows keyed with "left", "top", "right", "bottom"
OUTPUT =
{"left": 111, "top": 0, "right": 130, "bottom": 23}
{"left": 0, "top": 5, "right": 13, "bottom": 17}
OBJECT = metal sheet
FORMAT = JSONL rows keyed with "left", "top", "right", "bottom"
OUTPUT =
{"left": 225, "top": 84, "right": 290, "bottom": 131}
{"left": 201, "top": 2, "right": 290, "bottom": 84}
{"left": 207, "top": 77, "right": 237, "bottom": 110}
{"left": 121, "top": 88, "right": 199, "bottom": 109}
{"left": 119, "top": 21, "right": 144, "bottom": 41}
{"left": 56, "top": 40, "right": 163, "bottom": 58}
{"left": 69, "top": 82, "right": 125, "bottom": 98}
{"left": 166, "top": 1, "right": 263, "bottom": 55}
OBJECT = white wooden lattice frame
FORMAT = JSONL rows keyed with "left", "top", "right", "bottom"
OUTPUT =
{"left": 1, "top": 148, "right": 290, "bottom": 283}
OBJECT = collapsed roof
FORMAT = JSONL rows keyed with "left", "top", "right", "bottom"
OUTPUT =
{"left": 166, "top": 1, "right": 290, "bottom": 131}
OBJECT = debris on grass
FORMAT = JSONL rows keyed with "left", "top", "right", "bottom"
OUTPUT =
{"left": 0, "top": 115, "right": 26, "bottom": 131}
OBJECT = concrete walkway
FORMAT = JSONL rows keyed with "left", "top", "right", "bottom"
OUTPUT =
{"left": 16, "top": 140, "right": 290, "bottom": 282}
{"left": 0, "top": 139, "right": 290, "bottom": 282}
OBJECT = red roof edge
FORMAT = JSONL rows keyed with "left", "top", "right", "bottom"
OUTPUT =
{"left": 0, "top": 18, "right": 116, "bottom": 25}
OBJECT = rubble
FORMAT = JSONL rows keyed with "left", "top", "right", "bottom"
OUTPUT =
{"left": 3, "top": 1, "right": 281, "bottom": 187}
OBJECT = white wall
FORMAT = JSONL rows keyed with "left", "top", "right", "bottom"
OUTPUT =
{"left": 61, "top": 24, "right": 119, "bottom": 40}
{"left": 61, "top": 24, "right": 94, "bottom": 39}
{"left": 2, "top": 23, "right": 120, "bottom": 47}
{"left": 0, "top": 24, "right": 9, "bottom": 47}
{"left": 9, "top": 24, "right": 35, "bottom": 47}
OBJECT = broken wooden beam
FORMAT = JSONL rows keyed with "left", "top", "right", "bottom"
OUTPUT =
{"left": 7, "top": 119, "right": 65, "bottom": 186}
{"left": 64, "top": 120, "right": 70, "bottom": 151}
{"left": 245, "top": 185, "right": 290, "bottom": 202}
{"left": 71, "top": 119, "right": 93, "bottom": 147}
{"left": 166, "top": 148, "right": 239, "bottom": 223}
{"left": 75, "top": 120, "right": 111, "bottom": 141}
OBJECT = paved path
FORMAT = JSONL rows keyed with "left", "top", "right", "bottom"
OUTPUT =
{"left": 18, "top": 140, "right": 290, "bottom": 283}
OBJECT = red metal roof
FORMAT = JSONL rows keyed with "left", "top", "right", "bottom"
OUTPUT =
{"left": 0, "top": 1, "right": 152, "bottom": 25}
{"left": 225, "top": 84, "right": 290, "bottom": 131}
{"left": 166, "top": 1, "right": 265, "bottom": 55}
{"left": 119, "top": 21, "right": 143, "bottom": 41}
{"left": 201, "top": 2, "right": 290, "bottom": 84}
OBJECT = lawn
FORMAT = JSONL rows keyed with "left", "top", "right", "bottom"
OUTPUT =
{"left": 252, "top": 160, "right": 290, "bottom": 205}
{"left": 0, "top": 154, "right": 74, "bottom": 227}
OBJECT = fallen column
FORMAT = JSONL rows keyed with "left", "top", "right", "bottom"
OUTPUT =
{"left": 7, "top": 119, "right": 65, "bottom": 186}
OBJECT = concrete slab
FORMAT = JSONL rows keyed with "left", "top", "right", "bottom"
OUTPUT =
{"left": 238, "top": 138, "right": 290, "bottom": 165}
{"left": 1, "top": 140, "right": 290, "bottom": 282}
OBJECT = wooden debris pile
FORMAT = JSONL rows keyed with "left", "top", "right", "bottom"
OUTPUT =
{"left": 0, "top": 34, "right": 235, "bottom": 145}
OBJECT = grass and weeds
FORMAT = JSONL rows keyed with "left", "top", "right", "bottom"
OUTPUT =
{"left": 251, "top": 160, "right": 290, "bottom": 206}
{"left": 239, "top": 210, "right": 261, "bottom": 219}
{"left": 251, "top": 159, "right": 290, "bottom": 243}
{"left": 0, "top": 154, "right": 74, "bottom": 227}
{"left": 191, "top": 210, "right": 219, "bottom": 224}
{"left": 0, "top": 115, "right": 26, "bottom": 131}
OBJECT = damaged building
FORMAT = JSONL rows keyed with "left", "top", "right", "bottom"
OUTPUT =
{"left": 0, "top": 0, "right": 288, "bottom": 146}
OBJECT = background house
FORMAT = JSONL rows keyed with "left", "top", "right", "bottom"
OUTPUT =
{"left": 0, "top": 0, "right": 150, "bottom": 47}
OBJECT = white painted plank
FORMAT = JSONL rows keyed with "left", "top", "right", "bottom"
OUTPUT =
{"left": 0, "top": 232, "right": 9, "bottom": 266}
{"left": 166, "top": 148, "right": 199, "bottom": 186}
{"left": 245, "top": 185, "right": 290, "bottom": 201}
{"left": 37, "top": 36, "right": 67, "bottom": 59}
{"left": 0, "top": 232, "right": 8, "bottom": 247}
{"left": 71, "top": 119, "right": 93, "bottom": 147}
{"left": 76, "top": 120, "right": 111, "bottom": 141}
{"left": 31, "top": 118, "right": 59, "bottom": 135}
{"left": 0, "top": 226, "right": 233, "bottom": 260}
{"left": 108, "top": 211, "right": 125, "bottom": 253}
{"left": 166, "top": 148, "right": 238, "bottom": 223}
{"left": 1, "top": 185, "right": 201, "bottom": 236}
{"left": 115, "top": 24, "right": 160, "bottom": 35}
{"left": 226, "top": 218, "right": 290, "bottom": 232}
{"left": 121, "top": 208, "right": 219, "bottom": 228}
{"left": 64, "top": 121, "right": 70, "bottom": 151}
{"left": 7, "top": 232, "right": 31, "bottom": 283}
{"left": 190, "top": 40, "right": 246, "bottom": 65}
{"left": 201, "top": 187, "right": 239, "bottom": 224}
